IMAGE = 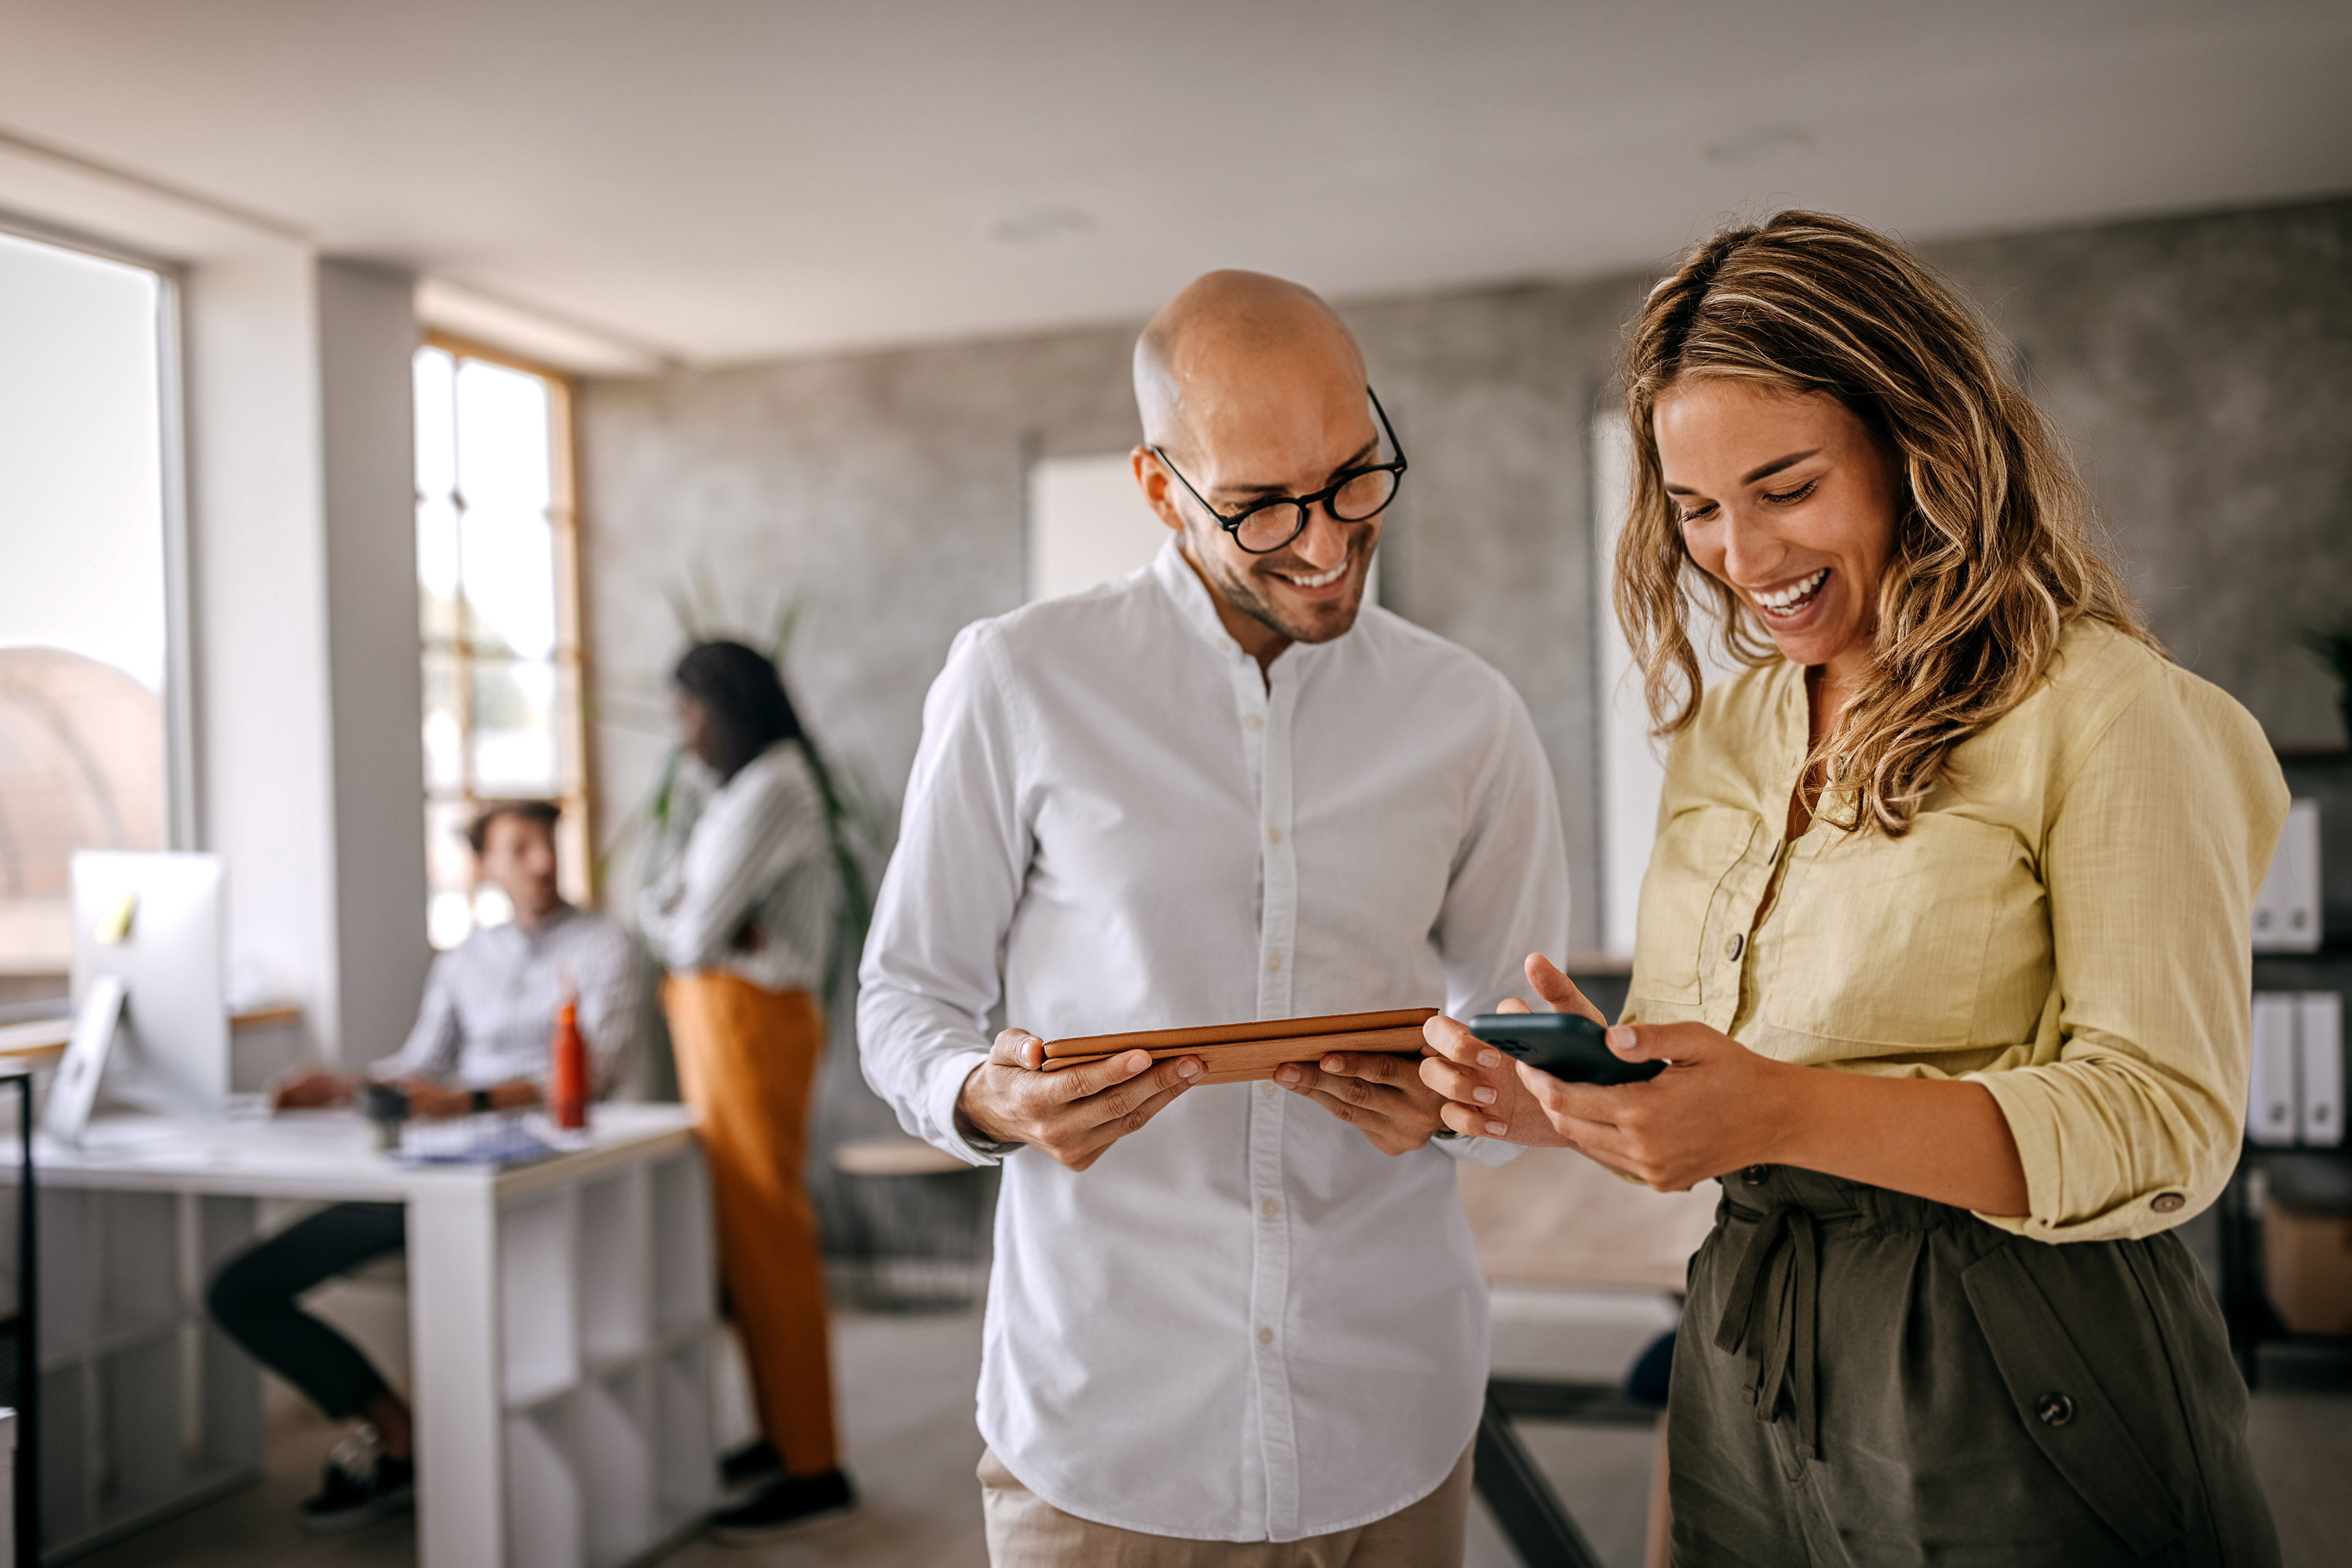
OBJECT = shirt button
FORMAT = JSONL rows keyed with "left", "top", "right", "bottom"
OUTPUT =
{"left": 2151, "top": 1191, "right": 2187, "bottom": 1214}
{"left": 1725, "top": 933, "right": 1744, "bottom": 962}
{"left": 1259, "top": 1082, "right": 1276, "bottom": 1098}
{"left": 1245, "top": 714, "right": 1264, "bottom": 730}
{"left": 1257, "top": 1327, "right": 1275, "bottom": 1346}
{"left": 1742, "top": 1164, "right": 1771, "bottom": 1186}
{"left": 1262, "top": 1199, "right": 1280, "bottom": 1217}
{"left": 1268, "top": 827, "right": 1282, "bottom": 844}
{"left": 2034, "top": 1392, "right": 2075, "bottom": 1427}
{"left": 1267, "top": 955, "right": 1282, "bottom": 973}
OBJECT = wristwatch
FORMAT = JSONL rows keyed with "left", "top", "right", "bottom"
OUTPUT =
{"left": 469, "top": 1087, "right": 496, "bottom": 1115}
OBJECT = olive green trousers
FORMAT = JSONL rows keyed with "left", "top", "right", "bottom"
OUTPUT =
{"left": 1670, "top": 1164, "right": 2280, "bottom": 1566}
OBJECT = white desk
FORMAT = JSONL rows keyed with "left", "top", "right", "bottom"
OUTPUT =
{"left": 1, "top": 1104, "right": 719, "bottom": 1568}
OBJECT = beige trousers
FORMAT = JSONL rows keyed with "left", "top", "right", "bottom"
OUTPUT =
{"left": 978, "top": 1444, "right": 1475, "bottom": 1568}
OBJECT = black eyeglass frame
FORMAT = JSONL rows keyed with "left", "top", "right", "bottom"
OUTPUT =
{"left": 1147, "top": 387, "right": 1408, "bottom": 556}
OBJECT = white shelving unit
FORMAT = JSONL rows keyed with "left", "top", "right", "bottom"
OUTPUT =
{"left": 496, "top": 1155, "right": 716, "bottom": 1568}
{"left": 0, "top": 1186, "right": 264, "bottom": 1559}
{"left": 3, "top": 1102, "right": 717, "bottom": 1568}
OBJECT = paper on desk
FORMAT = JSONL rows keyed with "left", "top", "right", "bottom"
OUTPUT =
{"left": 397, "top": 1115, "right": 564, "bottom": 1166}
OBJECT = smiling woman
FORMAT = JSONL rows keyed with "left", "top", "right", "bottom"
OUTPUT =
{"left": 1616, "top": 212, "right": 2158, "bottom": 838}
{"left": 1421, "top": 210, "right": 2291, "bottom": 1565}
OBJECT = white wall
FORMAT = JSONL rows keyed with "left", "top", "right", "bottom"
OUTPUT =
{"left": 318, "top": 261, "right": 428, "bottom": 1060}
{"left": 1026, "top": 453, "right": 1166, "bottom": 601}
{"left": 182, "top": 244, "right": 339, "bottom": 1040}
{"left": 1589, "top": 413, "right": 1743, "bottom": 959}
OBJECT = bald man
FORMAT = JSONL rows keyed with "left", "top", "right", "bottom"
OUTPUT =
{"left": 860, "top": 272, "right": 1569, "bottom": 1566}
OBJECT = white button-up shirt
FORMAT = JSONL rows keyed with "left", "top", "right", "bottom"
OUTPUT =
{"left": 858, "top": 543, "right": 1569, "bottom": 1542}
{"left": 373, "top": 903, "right": 642, "bottom": 1095}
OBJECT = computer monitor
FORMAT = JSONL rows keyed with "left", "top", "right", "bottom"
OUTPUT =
{"left": 69, "top": 851, "right": 229, "bottom": 1115}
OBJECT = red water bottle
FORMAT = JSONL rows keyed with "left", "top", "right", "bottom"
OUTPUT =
{"left": 549, "top": 997, "right": 588, "bottom": 1131}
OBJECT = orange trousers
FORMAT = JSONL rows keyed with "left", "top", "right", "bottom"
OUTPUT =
{"left": 662, "top": 973, "right": 840, "bottom": 1477}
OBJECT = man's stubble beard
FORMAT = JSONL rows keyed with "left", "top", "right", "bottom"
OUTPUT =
{"left": 1194, "top": 526, "right": 1378, "bottom": 647}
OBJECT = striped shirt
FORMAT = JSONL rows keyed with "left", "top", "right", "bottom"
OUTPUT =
{"left": 641, "top": 740, "right": 837, "bottom": 995}
{"left": 372, "top": 902, "right": 643, "bottom": 1095}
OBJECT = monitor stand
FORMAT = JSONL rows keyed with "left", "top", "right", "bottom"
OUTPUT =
{"left": 45, "top": 977, "right": 123, "bottom": 1146}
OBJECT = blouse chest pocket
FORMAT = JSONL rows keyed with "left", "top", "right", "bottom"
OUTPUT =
{"left": 1761, "top": 812, "right": 2021, "bottom": 1050}
{"left": 1631, "top": 805, "right": 1760, "bottom": 1008}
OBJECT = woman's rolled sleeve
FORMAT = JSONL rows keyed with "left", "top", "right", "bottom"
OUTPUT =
{"left": 1967, "top": 676, "right": 2287, "bottom": 1242}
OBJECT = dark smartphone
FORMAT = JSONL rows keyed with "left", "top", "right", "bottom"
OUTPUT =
{"left": 1465, "top": 1012, "right": 1664, "bottom": 1085}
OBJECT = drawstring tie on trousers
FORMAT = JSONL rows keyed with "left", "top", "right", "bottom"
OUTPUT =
{"left": 1713, "top": 1202, "right": 1822, "bottom": 1459}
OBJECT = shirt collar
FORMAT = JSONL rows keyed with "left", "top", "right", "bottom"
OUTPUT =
{"left": 1151, "top": 538, "right": 1236, "bottom": 655}
{"left": 497, "top": 901, "right": 577, "bottom": 948}
{"left": 1147, "top": 538, "right": 1341, "bottom": 680}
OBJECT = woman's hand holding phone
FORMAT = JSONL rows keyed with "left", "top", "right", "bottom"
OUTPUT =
{"left": 1419, "top": 953, "right": 1613, "bottom": 1147}
{"left": 1428, "top": 955, "right": 1820, "bottom": 1191}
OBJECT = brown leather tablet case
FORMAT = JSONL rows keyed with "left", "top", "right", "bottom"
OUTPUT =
{"left": 1039, "top": 1008, "right": 1438, "bottom": 1086}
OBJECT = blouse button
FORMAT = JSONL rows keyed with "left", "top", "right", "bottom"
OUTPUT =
{"left": 1245, "top": 714, "right": 1264, "bottom": 729}
{"left": 2151, "top": 1191, "right": 2187, "bottom": 1214}
{"left": 1725, "top": 933, "right": 1744, "bottom": 962}
{"left": 2034, "top": 1392, "right": 2075, "bottom": 1427}
{"left": 1257, "top": 1327, "right": 1275, "bottom": 1346}
{"left": 1267, "top": 955, "right": 1282, "bottom": 973}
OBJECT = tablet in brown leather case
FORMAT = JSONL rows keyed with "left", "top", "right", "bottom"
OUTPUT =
{"left": 1038, "top": 1008, "right": 1438, "bottom": 1086}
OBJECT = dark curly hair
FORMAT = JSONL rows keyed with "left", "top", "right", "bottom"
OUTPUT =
{"left": 673, "top": 640, "right": 804, "bottom": 782}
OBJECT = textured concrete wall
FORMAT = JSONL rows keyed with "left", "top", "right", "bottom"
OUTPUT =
{"left": 576, "top": 279, "right": 1652, "bottom": 944}
{"left": 578, "top": 194, "right": 2352, "bottom": 1155}
{"left": 1917, "top": 200, "right": 2352, "bottom": 749}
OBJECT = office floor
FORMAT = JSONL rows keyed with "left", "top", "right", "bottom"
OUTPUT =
{"left": 74, "top": 1297, "right": 2352, "bottom": 1568}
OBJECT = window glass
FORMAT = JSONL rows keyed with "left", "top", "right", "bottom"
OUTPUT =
{"left": 0, "top": 231, "right": 172, "bottom": 1004}
{"left": 414, "top": 342, "right": 590, "bottom": 948}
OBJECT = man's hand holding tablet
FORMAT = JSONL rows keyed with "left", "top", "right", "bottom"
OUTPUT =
{"left": 956, "top": 1030, "right": 1205, "bottom": 1172}
{"left": 959, "top": 1009, "right": 1452, "bottom": 1165}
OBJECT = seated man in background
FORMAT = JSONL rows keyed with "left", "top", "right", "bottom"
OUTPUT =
{"left": 206, "top": 799, "right": 641, "bottom": 1532}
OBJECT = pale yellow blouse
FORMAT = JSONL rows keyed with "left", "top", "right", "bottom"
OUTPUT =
{"left": 1624, "top": 619, "right": 2290, "bottom": 1242}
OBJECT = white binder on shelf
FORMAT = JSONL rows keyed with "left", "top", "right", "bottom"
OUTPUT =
{"left": 2299, "top": 992, "right": 2344, "bottom": 1147}
{"left": 2252, "top": 799, "right": 2322, "bottom": 953}
{"left": 2248, "top": 993, "right": 2300, "bottom": 1146}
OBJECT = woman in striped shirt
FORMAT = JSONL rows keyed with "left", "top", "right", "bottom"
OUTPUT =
{"left": 643, "top": 639, "right": 850, "bottom": 1538}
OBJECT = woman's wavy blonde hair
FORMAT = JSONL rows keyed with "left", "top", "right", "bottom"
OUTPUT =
{"left": 1616, "top": 209, "right": 2158, "bottom": 836}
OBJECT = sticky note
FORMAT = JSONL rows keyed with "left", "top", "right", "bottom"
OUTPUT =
{"left": 94, "top": 891, "right": 137, "bottom": 945}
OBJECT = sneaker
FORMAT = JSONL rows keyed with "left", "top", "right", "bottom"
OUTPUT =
{"left": 709, "top": 1469, "right": 856, "bottom": 1542}
{"left": 719, "top": 1438, "right": 782, "bottom": 1491}
{"left": 298, "top": 1427, "right": 415, "bottom": 1533}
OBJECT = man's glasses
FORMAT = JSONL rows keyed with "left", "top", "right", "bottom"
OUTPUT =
{"left": 1149, "top": 388, "right": 1408, "bottom": 556}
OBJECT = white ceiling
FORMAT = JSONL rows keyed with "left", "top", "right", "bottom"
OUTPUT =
{"left": 2, "top": 0, "right": 2347, "bottom": 369}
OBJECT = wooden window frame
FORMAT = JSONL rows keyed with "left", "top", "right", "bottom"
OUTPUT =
{"left": 417, "top": 331, "right": 599, "bottom": 937}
